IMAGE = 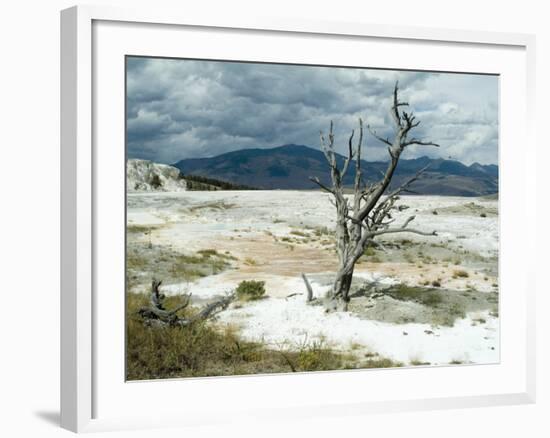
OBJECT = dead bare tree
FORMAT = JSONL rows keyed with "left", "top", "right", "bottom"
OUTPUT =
{"left": 138, "top": 279, "right": 235, "bottom": 327}
{"left": 308, "top": 82, "right": 439, "bottom": 312}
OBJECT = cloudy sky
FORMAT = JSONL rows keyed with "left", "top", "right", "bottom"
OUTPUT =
{"left": 126, "top": 56, "right": 499, "bottom": 165}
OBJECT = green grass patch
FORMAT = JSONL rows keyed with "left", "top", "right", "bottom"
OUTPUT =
{"left": 410, "top": 359, "right": 431, "bottom": 366}
{"left": 127, "top": 224, "right": 159, "bottom": 234}
{"left": 236, "top": 280, "right": 266, "bottom": 301}
{"left": 126, "top": 243, "right": 235, "bottom": 290}
{"left": 290, "top": 230, "right": 309, "bottom": 237}
{"left": 196, "top": 248, "right": 219, "bottom": 257}
{"left": 362, "top": 357, "right": 403, "bottom": 368}
{"left": 364, "top": 246, "right": 376, "bottom": 257}
{"left": 449, "top": 303, "right": 466, "bottom": 319}
{"left": 310, "top": 226, "right": 332, "bottom": 237}
{"left": 197, "top": 248, "right": 238, "bottom": 260}
{"left": 170, "top": 252, "right": 230, "bottom": 279}
{"left": 127, "top": 252, "right": 148, "bottom": 271}
{"left": 386, "top": 284, "right": 443, "bottom": 308}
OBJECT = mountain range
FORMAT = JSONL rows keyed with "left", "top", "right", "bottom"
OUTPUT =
{"left": 172, "top": 144, "right": 498, "bottom": 196}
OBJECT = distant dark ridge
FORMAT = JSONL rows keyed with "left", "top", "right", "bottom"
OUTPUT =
{"left": 173, "top": 144, "right": 498, "bottom": 196}
{"left": 183, "top": 173, "right": 259, "bottom": 191}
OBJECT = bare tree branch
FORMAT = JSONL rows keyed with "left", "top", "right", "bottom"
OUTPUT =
{"left": 379, "top": 164, "right": 431, "bottom": 203}
{"left": 167, "top": 293, "right": 192, "bottom": 316}
{"left": 341, "top": 129, "right": 356, "bottom": 178}
{"left": 367, "top": 125, "right": 392, "bottom": 146}
{"left": 309, "top": 176, "right": 335, "bottom": 194}
{"left": 368, "top": 227, "right": 437, "bottom": 238}
{"left": 390, "top": 81, "right": 404, "bottom": 127}
{"left": 402, "top": 139, "right": 440, "bottom": 148}
{"left": 354, "top": 119, "right": 364, "bottom": 196}
{"left": 402, "top": 215, "right": 416, "bottom": 228}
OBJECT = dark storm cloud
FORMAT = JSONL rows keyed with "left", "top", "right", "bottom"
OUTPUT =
{"left": 126, "top": 57, "right": 498, "bottom": 165}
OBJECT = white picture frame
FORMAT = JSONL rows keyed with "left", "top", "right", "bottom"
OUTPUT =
{"left": 60, "top": 4, "right": 537, "bottom": 433}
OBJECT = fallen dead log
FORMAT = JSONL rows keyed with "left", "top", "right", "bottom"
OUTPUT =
{"left": 137, "top": 279, "right": 235, "bottom": 327}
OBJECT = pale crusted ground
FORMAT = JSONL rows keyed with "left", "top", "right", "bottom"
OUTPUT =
{"left": 127, "top": 190, "right": 499, "bottom": 366}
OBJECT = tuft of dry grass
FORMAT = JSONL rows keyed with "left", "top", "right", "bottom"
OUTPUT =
{"left": 362, "top": 357, "right": 403, "bottom": 368}
{"left": 290, "top": 230, "right": 309, "bottom": 238}
{"left": 410, "top": 359, "right": 431, "bottom": 366}
{"left": 243, "top": 257, "right": 258, "bottom": 266}
{"left": 127, "top": 224, "right": 159, "bottom": 234}
{"left": 453, "top": 269, "right": 469, "bottom": 278}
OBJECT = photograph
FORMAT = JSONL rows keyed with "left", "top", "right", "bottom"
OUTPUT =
{"left": 125, "top": 56, "right": 499, "bottom": 380}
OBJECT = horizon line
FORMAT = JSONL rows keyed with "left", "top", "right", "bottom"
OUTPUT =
{"left": 127, "top": 143, "right": 499, "bottom": 167}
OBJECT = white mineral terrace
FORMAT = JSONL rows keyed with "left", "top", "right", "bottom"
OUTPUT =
{"left": 128, "top": 191, "right": 499, "bottom": 366}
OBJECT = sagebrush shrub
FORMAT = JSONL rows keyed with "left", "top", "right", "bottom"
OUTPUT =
{"left": 236, "top": 280, "right": 266, "bottom": 300}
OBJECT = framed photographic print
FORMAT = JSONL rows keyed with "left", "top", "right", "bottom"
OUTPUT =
{"left": 61, "top": 5, "right": 536, "bottom": 432}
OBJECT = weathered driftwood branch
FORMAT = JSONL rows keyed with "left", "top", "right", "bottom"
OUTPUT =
{"left": 138, "top": 279, "right": 235, "bottom": 327}
{"left": 301, "top": 273, "right": 314, "bottom": 303}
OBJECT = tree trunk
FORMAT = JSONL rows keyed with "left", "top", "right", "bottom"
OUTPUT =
{"left": 325, "top": 258, "right": 354, "bottom": 312}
